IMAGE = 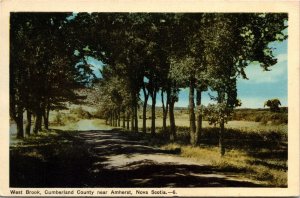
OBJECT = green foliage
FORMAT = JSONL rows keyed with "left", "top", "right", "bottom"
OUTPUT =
{"left": 231, "top": 108, "right": 288, "bottom": 125}
{"left": 10, "top": 13, "right": 95, "bottom": 136}
{"left": 264, "top": 99, "right": 282, "bottom": 112}
{"left": 70, "top": 106, "right": 92, "bottom": 119}
{"left": 54, "top": 112, "right": 63, "bottom": 125}
{"left": 202, "top": 103, "right": 228, "bottom": 126}
{"left": 201, "top": 101, "right": 241, "bottom": 126}
{"left": 10, "top": 12, "right": 288, "bottom": 153}
{"left": 93, "top": 108, "right": 105, "bottom": 119}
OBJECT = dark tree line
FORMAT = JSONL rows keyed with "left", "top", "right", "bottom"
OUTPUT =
{"left": 10, "top": 13, "right": 94, "bottom": 138}
{"left": 10, "top": 12, "right": 287, "bottom": 155}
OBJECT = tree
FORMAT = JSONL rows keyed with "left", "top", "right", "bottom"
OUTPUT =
{"left": 203, "top": 13, "right": 287, "bottom": 155}
{"left": 10, "top": 13, "right": 94, "bottom": 137}
{"left": 168, "top": 13, "right": 210, "bottom": 145}
{"left": 264, "top": 99, "right": 281, "bottom": 112}
{"left": 66, "top": 12, "right": 287, "bottom": 152}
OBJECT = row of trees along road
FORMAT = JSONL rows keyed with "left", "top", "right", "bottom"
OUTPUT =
{"left": 10, "top": 13, "right": 287, "bottom": 155}
{"left": 10, "top": 13, "right": 96, "bottom": 138}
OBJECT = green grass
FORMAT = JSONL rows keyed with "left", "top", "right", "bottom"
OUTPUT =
{"left": 115, "top": 124, "right": 287, "bottom": 187}
{"left": 231, "top": 108, "right": 288, "bottom": 124}
{"left": 161, "top": 143, "right": 287, "bottom": 187}
{"left": 131, "top": 123, "right": 287, "bottom": 187}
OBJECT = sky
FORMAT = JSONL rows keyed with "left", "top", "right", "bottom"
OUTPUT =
{"left": 86, "top": 39, "right": 288, "bottom": 109}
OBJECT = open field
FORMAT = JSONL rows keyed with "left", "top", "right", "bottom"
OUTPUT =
{"left": 137, "top": 117, "right": 287, "bottom": 134}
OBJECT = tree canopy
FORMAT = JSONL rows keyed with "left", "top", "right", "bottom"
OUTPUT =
{"left": 10, "top": 12, "right": 287, "bottom": 155}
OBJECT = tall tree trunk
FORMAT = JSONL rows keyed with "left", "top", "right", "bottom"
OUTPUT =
{"left": 189, "top": 78, "right": 196, "bottom": 145}
{"left": 122, "top": 110, "right": 125, "bottom": 128}
{"left": 112, "top": 111, "right": 114, "bottom": 126}
{"left": 161, "top": 90, "right": 168, "bottom": 132}
{"left": 151, "top": 90, "right": 157, "bottom": 136}
{"left": 33, "top": 110, "right": 42, "bottom": 134}
{"left": 169, "top": 98, "right": 176, "bottom": 141}
{"left": 131, "top": 105, "right": 135, "bottom": 131}
{"left": 115, "top": 111, "right": 118, "bottom": 127}
{"left": 126, "top": 111, "right": 130, "bottom": 130}
{"left": 115, "top": 111, "right": 117, "bottom": 127}
{"left": 115, "top": 110, "right": 118, "bottom": 127}
{"left": 112, "top": 111, "right": 115, "bottom": 126}
{"left": 109, "top": 111, "right": 113, "bottom": 126}
{"left": 117, "top": 110, "right": 121, "bottom": 127}
{"left": 43, "top": 105, "right": 50, "bottom": 130}
{"left": 142, "top": 85, "right": 149, "bottom": 133}
{"left": 196, "top": 89, "right": 202, "bottom": 144}
{"left": 134, "top": 103, "right": 138, "bottom": 132}
{"left": 16, "top": 109, "right": 24, "bottom": 139}
{"left": 142, "top": 101, "right": 147, "bottom": 133}
{"left": 25, "top": 110, "right": 31, "bottom": 136}
{"left": 16, "top": 117, "right": 24, "bottom": 139}
{"left": 46, "top": 106, "right": 50, "bottom": 129}
{"left": 219, "top": 117, "right": 225, "bottom": 156}
{"left": 218, "top": 91, "right": 226, "bottom": 156}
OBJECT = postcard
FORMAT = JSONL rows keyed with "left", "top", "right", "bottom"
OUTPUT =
{"left": 0, "top": 0, "right": 299, "bottom": 197}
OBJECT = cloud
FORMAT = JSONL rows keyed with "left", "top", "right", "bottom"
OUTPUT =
{"left": 239, "top": 53, "right": 287, "bottom": 84}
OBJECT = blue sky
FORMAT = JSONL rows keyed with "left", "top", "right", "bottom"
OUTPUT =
{"left": 87, "top": 39, "right": 287, "bottom": 109}
{"left": 236, "top": 40, "right": 287, "bottom": 108}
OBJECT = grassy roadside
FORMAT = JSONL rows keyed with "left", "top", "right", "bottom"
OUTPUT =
{"left": 10, "top": 116, "right": 287, "bottom": 187}
{"left": 10, "top": 130, "right": 94, "bottom": 187}
{"left": 161, "top": 143, "right": 287, "bottom": 187}
{"left": 10, "top": 104, "right": 288, "bottom": 187}
{"left": 118, "top": 123, "right": 287, "bottom": 187}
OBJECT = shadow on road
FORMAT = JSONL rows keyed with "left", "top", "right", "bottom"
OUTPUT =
{"left": 77, "top": 130, "right": 265, "bottom": 187}
{"left": 10, "top": 129, "right": 266, "bottom": 187}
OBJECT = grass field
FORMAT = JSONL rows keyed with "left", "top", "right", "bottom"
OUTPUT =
{"left": 132, "top": 111, "right": 288, "bottom": 187}
{"left": 137, "top": 117, "right": 287, "bottom": 133}
{"left": 134, "top": 120, "right": 287, "bottom": 187}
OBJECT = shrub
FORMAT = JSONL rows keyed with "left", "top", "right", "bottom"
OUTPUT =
{"left": 70, "top": 106, "right": 92, "bottom": 119}
{"left": 93, "top": 108, "right": 105, "bottom": 119}
{"left": 54, "top": 112, "right": 63, "bottom": 125}
{"left": 230, "top": 108, "right": 287, "bottom": 125}
{"left": 254, "top": 115, "right": 262, "bottom": 122}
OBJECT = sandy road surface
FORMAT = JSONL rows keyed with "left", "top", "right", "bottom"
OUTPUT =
{"left": 77, "top": 129, "right": 265, "bottom": 187}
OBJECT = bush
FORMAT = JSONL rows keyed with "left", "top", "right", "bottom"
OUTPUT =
{"left": 254, "top": 116, "right": 260, "bottom": 122}
{"left": 270, "top": 113, "right": 288, "bottom": 125}
{"left": 54, "top": 112, "right": 63, "bottom": 125}
{"left": 93, "top": 108, "right": 105, "bottom": 119}
{"left": 70, "top": 106, "right": 92, "bottom": 119}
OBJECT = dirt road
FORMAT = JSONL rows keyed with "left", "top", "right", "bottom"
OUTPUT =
{"left": 10, "top": 118, "right": 266, "bottom": 187}
{"left": 76, "top": 129, "right": 265, "bottom": 187}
